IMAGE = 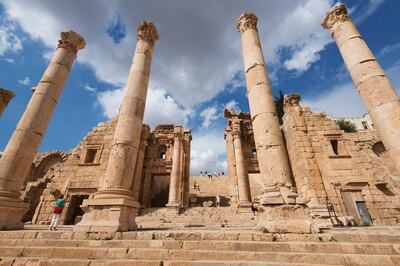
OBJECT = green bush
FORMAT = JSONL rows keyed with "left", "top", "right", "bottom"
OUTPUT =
{"left": 336, "top": 119, "right": 357, "bottom": 132}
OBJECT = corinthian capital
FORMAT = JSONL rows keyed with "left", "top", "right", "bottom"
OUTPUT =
{"left": 236, "top": 12, "right": 258, "bottom": 34}
{"left": 283, "top": 93, "right": 301, "bottom": 106}
{"left": 0, "top": 88, "right": 15, "bottom": 103}
{"left": 57, "top": 30, "right": 86, "bottom": 53}
{"left": 137, "top": 21, "right": 159, "bottom": 45}
{"left": 321, "top": 3, "right": 350, "bottom": 30}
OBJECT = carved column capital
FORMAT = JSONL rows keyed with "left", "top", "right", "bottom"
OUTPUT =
{"left": 236, "top": 12, "right": 258, "bottom": 34}
{"left": 0, "top": 88, "right": 15, "bottom": 103}
{"left": 283, "top": 93, "right": 301, "bottom": 106}
{"left": 137, "top": 21, "right": 159, "bottom": 46}
{"left": 57, "top": 30, "right": 86, "bottom": 53}
{"left": 321, "top": 3, "right": 350, "bottom": 30}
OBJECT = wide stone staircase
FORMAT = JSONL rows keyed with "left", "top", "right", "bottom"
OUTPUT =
{"left": 136, "top": 207, "right": 259, "bottom": 229}
{"left": 0, "top": 226, "right": 400, "bottom": 265}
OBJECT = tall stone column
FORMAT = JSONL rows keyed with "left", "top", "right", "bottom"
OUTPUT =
{"left": 322, "top": 4, "right": 400, "bottom": 175}
{"left": 0, "top": 88, "right": 15, "bottom": 117}
{"left": 76, "top": 21, "right": 158, "bottom": 232}
{"left": 237, "top": 13, "right": 295, "bottom": 205}
{"left": 0, "top": 31, "right": 85, "bottom": 229}
{"left": 167, "top": 126, "right": 183, "bottom": 212}
{"left": 231, "top": 118, "right": 252, "bottom": 211}
{"left": 224, "top": 129, "right": 239, "bottom": 204}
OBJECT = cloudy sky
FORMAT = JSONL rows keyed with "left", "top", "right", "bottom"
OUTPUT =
{"left": 0, "top": 0, "right": 399, "bottom": 175}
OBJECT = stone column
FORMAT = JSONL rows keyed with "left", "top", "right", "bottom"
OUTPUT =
{"left": 166, "top": 126, "right": 183, "bottom": 212}
{"left": 224, "top": 129, "right": 239, "bottom": 204}
{"left": 132, "top": 125, "right": 150, "bottom": 202}
{"left": 231, "top": 118, "right": 252, "bottom": 211}
{"left": 76, "top": 21, "right": 158, "bottom": 232}
{"left": 0, "top": 30, "right": 85, "bottom": 229}
{"left": 322, "top": 3, "right": 400, "bottom": 175}
{"left": 182, "top": 129, "right": 192, "bottom": 209}
{"left": 237, "top": 12, "right": 295, "bottom": 205}
{"left": 0, "top": 88, "right": 15, "bottom": 117}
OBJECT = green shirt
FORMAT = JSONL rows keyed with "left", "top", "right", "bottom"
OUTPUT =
{"left": 56, "top": 198, "right": 64, "bottom": 208}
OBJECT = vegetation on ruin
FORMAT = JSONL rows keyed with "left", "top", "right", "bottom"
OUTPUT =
{"left": 336, "top": 119, "right": 357, "bottom": 132}
{"left": 274, "top": 90, "right": 285, "bottom": 125}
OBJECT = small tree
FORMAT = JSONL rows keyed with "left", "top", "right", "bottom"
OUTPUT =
{"left": 274, "top": 90, "right": 284, "bottom": 125}
{"left": 336, "top": 119, "right": 357, "bottom": 132}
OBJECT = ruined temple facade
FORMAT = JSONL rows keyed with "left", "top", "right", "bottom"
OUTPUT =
{"left": 24, "top": 120, "right": 191, "bottom": 225}
{"left": 224, "top": 93, "right": 400, "bottom": 227}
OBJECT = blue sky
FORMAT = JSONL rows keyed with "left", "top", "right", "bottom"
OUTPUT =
{"left": 0, "top": 0, "right": 399, "bottom": 174}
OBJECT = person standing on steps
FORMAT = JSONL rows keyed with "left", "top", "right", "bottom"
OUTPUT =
{"left": 215, "top": 195, "right": 221, "bottom": 207}
{"left": 49, "top": 194, "right": 65, "bottom": 230}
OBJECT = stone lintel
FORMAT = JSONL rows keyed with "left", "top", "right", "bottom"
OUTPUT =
{"left": 321, "top": 3, "right": 350, "bottom": 30}
{"left": 57, "top": 30, "right": 86, "bottom": 53}
{"left": 237, "top": 12, "right": 258, "bottom": 34}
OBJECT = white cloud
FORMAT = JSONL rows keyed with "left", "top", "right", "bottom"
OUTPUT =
{"left": 225, "top": 99, "right": 239, "bottom": 111}
{"left": 190, "top": 130, "right": 227, "bottom": 174}
{"left": 5, "top": 58, "right": 14, "bottom": 63}
{"left": 81, "top": 83, "right": 97, "bottom": 93}
{"left": 0, "top": 22, "right": 22, "bottom": 56}
{"left": 1, "top": 0, "right": 344, "bottom": 109}
{"left": 354, "top": 0, "right": 385, "bottom": 24}
{"left": 18, "top": 76, "right": 30, "bottom": 85}
{"left": 378, "top": 43, "right": 400, "bottom": 57}
{"left": 96, "top": 86, "right": 192, "bottom": 128}
{"left": 200, "top": 106, "right": 219, "bottom": 129}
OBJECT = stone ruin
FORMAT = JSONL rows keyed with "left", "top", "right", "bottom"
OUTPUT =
{"left": 0, "top": 3, "right": 399, "bottom": 235}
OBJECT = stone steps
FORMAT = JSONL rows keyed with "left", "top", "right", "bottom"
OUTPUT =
{"left": 1, "top": 227, "right": 400, "bottom": 265}
{"left": 0, "top": 245, "right": 399, "bottom": 265}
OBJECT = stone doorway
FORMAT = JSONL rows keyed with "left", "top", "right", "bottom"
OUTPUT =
{"left": 150, "top": 175, "right": 170, "bottom": 207}
{"left": 64, "top": 195, "right": 89, "bottom": 225}
{"left": 341, "top": 190, "right": 372, "bottom": 226}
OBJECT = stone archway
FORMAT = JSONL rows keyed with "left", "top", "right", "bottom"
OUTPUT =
{"left": 21, "top": 151, "right": 69, "bottom": 222}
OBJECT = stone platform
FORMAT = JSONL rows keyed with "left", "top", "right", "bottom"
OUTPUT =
{"left": 0, "top": 226, "right": 400, "bottom": 265}
{"left": 136, "top": 207, "right": 258, "bottom": 229}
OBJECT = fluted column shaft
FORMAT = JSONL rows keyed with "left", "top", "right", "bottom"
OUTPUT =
{"left": 237, "top": 13, "right": 293, "bottom": 204}
{"left": 322, "top": 4, "right": 400, "bottom": 174}
{"left": 167, "top": 129, "right": 183, "bottom": 210}
{"left": 0, "top": 88, "right": 15, "bottom": 117}
{"left": 231, "top": 121, "right": 251, "bottom": 206}
{"left": 0, "top": 31, "right": 85, "bottom": 229}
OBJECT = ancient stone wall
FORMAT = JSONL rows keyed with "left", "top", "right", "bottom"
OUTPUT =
{"left": 28, "top": 120, "right": 191, "bottom": 225}
{"left": 283, "top": 96, "right": 400, "bottom": 225}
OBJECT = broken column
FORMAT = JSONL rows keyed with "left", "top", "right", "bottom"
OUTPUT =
{"left": 236, "top": 12, "right": 294, "bottom": 204}
{"left": 231, "top": 118, "right": 252, "bottom": 211}
{"left": 0, "top": 31, "right": 85, "bottom": 229}
{"left": 167, "top": 126, "right": 183, "bottom": 212}
{"left": 75, "top": 21, "right": 158, "bottom": 232}
{"left": 0, "top": 88, "right": 15, "bottom": 117}
{"left": 322, "top": 3, "right": 400, "bottom": 175}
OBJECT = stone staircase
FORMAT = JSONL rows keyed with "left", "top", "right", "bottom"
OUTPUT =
{"left": 0, "top": 226, "right": 400, "bottom": 265}
{"left": 136, "top": 207, "right": 258, "bottom": 229}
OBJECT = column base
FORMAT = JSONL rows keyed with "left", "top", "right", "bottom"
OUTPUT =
{"left": 258, "top": 204, "right": 320, "bottom": 233}
{"left": 74, "top": 189, "right": 140, "bottom": 233}
{"left": 166, "top": 202, "right": 181, "bottom": 214}
{"left": 237, "top": 201, "right": 253, "bottom": 213}
{"left": 0, "top": 192, "right": 29, "bottom": 230}
{"left": 259, "top": 187, "right": 297, "bottom": 205}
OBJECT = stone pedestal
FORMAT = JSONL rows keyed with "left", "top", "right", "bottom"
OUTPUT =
{"left": 75, "top": 21, "right": 158, "bottom": 233}
{"left": 167, "top": 127, "right": 183, "bottom": 213}
{"left": 0, "top": 31, "right": 85, "bottom": 230}
{"left": 236, "top": 12, "right": 295, "bottom": 205}
{"left": 231, "top": 118, "right": 252, "bottom": 211}
{"left": 322, "top": 3, "right": 400, "bottom": 175}
{"left": 0, "top": 88, "right": 15, "bottom": 117}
